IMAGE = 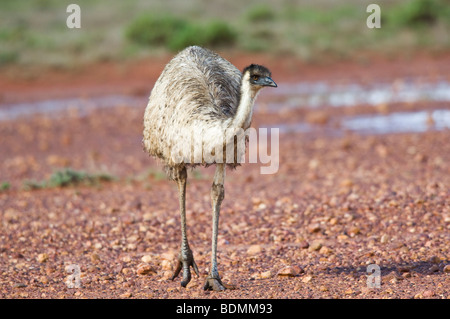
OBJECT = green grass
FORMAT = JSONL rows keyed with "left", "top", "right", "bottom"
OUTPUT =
{"left": 23, "top": 168, "right": 115, "bottom": 190}
{"left": 1, "top": 182, "right": 11, "bottom": 192}
{"left": 0, "top": 0, "right": 449, "bottom": 67}
{"left": 385, "top": 0, "right": 450, "bottom": 28}
{"left": 125, "top": 14, "right": 187, "bottom": 47}
{"left": 245, "top": 4, "right": 276, "bottom": 22}
{"left": 125, "top": 14, "right": 237, "bottom": 51}
{"left": 134, "top": 168, "right": 166, "bottom": 182}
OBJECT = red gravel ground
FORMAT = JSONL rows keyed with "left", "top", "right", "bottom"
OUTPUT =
{"left": 0, "top": 52, "right": 449, "bottom": 300}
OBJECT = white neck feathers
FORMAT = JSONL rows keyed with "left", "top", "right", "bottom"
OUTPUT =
{"left": 230, "top": 72, "right": 259, "bottom": 129}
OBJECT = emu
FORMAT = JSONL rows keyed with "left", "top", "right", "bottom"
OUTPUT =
{"left": 143, "top": 46, "right": 277, "bottom": 291}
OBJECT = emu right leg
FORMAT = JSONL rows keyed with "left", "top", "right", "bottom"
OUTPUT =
{"left": 204, "top": 164, "right": 226, "bottom": 291}
{"left": 170, "top": 166, "right": 199, "bottom": 287}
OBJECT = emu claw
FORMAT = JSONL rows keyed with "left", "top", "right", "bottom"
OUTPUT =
{"left": 171, "top": 254, "right": 199, "bottom": 288}
{"left": 203, "top": 276, "right": 227, "bottom": 291}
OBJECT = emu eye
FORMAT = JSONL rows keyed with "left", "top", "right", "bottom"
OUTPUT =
{"left": 252, "top": 75, "right": 259, "bottom": 81}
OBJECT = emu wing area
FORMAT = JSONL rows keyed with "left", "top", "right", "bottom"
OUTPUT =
{"left": 143, "top": 46, "right": 242, "bottom": 167}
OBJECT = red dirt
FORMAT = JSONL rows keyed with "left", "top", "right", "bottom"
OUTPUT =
{"left": 1, "top": 50, "right": 449, "bottom": 103}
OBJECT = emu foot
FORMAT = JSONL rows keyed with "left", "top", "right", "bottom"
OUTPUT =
{"left": 203, "top": 275, "right": 225, "bottom": 291}
{"left": 204, "top": 275, "right": 235, "bottom": 291}
{"left": 171, "top": 251, "right": 199, "bottom": 288}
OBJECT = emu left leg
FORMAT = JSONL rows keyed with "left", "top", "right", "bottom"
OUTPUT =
{"left": 170, "top": 166, "right": 199, "bottom": 287}
{"left": 204, "top": 164, "right": 227, "bottom": 291}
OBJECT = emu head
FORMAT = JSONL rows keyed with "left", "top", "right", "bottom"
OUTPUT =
{"left": 242, "top": 64, "right": 277, "bottom": 91}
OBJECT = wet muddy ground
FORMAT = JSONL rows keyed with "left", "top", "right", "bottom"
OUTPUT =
{"left": 0, "top": 53, "right": 449, "bottom": 299}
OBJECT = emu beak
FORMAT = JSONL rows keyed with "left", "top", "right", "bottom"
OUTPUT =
{"left": 262, "top": 76, "right": 277, "bottom": 87}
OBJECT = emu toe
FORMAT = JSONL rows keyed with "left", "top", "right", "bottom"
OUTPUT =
{"left": 203, "top": 275, "right": 227, "bottom": 291}
{"left": 171, "top": 253, "right": 199, "bottom": 288}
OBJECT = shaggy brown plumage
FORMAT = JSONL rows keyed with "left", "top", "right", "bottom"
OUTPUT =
{"left": 142, "top": 46, "right": 276, "bottom": 291}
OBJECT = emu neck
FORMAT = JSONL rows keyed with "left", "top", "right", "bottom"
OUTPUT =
{"left": 231, "top": 72, "right": 258, "bottom": 129}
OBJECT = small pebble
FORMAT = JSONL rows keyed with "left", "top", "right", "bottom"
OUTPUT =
{"left": 122, "top": 268, "right": 132, "bottom": 275}
{"left": 380, "top": 234, "right": 390, "bottom": 244}
{"left": 308, "top": 241, "right": 322, "bottom": 252}
{"left": 329, "top": 218, "right": 338, "bottom": 225}
{"left": 257, "top": 203, "right": 267, "bottom": 210}
{"left": 160, "top": 252, "right": 176, "bottom": 261}
{"left": 247, "top": 245, "right": 262, "bottom": 255}
{"left": 428, "top": 265, "right": 439, "bottom": 272}
{"left": 299, "top": 241, "right": 309, "bottom": 249}
{"left": 277, "top": 265, "right": 303, "bottom": 277}
{"left": 160, "top": 271, "right": 172, "bottom": 280}
{"left": 340, "top": 179, "right": 354, "bottom": 188}
{"left": 319, "top": 246, "right": 332, "bottom": 255}
{"left": 40, "top": 276, "right": 49, "bottom": 284}
{"left": 301, "top": 275, "right": 313, "bottom": 283}
{"left": 14, "top": 283, "right": 27, "bottom": 288}
{"left": 120, "top": 292, "right": 132, "bottom": 298}
{"left": 383, "top": 271, "right": 401, "bottom": 283}
{"left": 397, "top": 266, "right": 411, "bottom": 273}
{"left": 136, "top": 263, "right": 155, "bottom": 276}
{"left": 122, "top": 256, "right": 132, "bottom": 263}
{"left": 143, "top": 212, "right": 153, "bottom": 221}
{"left": 349, "top": 227, "right": 360, "bottom": 237}
{"left": 429, "top": 256, "right": 440, "bottom": 264}
{"left": 161, "top": 259, "right": 173, "bottom": 271}
{"left": 37, "top": 253, "right": 48, "bottom": 263}
{"left": 345, "top": 288, "right": 354, "bottom": 295}
{"left": 308, "top": 223, "right": 321, "bottom": 233}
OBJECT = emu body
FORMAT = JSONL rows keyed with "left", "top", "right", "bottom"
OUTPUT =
{"left": 143, "top": 46, "right": 276, "bottom": 291}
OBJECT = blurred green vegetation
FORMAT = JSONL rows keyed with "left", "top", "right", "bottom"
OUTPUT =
{"left": 0, "top": 182, "right": 11, "bottom": 192}
{"left": 23, "top": 168, "right": 115, "bottom": 190}
{"left": 386, "top": 0, "right": 450, "bottom": 28}
{"left": 125, "top": 15, "right": 237, "bottom": 51}
{"left": 0, "top": 0, "right": 448, "bottom": 67}
{"left": 245, "top": 4, "right": 276, "bottom": 22}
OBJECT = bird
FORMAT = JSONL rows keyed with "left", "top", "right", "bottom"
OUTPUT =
{"left": 142, "top": 45, "right": 277, "bottom": 291}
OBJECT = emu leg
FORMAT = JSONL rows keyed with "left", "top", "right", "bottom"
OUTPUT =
{"left": 170, "top": 166, "right": 199, "bottom": 287}
{"left": 204, "top": 164, "right": 227, "bottom": 291}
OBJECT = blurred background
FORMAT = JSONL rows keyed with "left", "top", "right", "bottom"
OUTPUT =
{"left": 0, "top": 0, "right": 449, "bottom": 189}
{"left": 0, "top": 0, "right": 449, "bottom": 68}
